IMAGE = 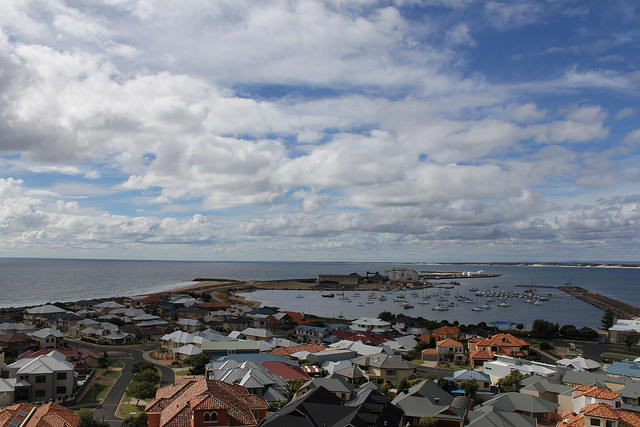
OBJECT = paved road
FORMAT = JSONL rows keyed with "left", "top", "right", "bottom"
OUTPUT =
{"left": 72, "top": 341, "right": 175, "bottom": 426}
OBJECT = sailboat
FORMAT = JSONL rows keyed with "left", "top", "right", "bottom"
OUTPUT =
{"left": 296, "top": 290, "right": 304, "bottom": 298}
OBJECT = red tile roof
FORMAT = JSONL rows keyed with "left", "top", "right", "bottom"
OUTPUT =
{"left": 432, "top": 326, "right": 460, "bottom": 336}
{"left": 282, "top": 311, "right": 308, "bottom": 324}
{"left": 0, "top": 403, "right": 79, "bottom": 427}
{"left": 29, "top": 402, "right": 80, "bottom": 427}
{"left": 332, "top": 329, "right": 388, "bottom": 345}
{"left": 469, "top": 349, "right": 492, "bottom": 360}
{"left": 558, "top": 403, "right": 640, "bottom": 427}
{"left": 436, "top": 338, "right": 463, "bottom": 348}
{"left": 271, "top": 344, "right": 327, "bottom": 356}
{"left": 260, "top": 361, "right": 310, "bottom": 381}
{"left": 146, "top": 378, "right": 268, "bottom": 427}
{"left": 573, "top": 385, "right": 621, "bottom": 401}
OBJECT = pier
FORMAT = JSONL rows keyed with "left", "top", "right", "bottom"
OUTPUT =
{"left": 559, "top": 285, "right": 640, "bottom": 319}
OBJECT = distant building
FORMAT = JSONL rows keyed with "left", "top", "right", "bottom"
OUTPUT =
{"left": 386, "top": 268, "right": 418, "bottom": 283}
{"left": 608, "top": 318, "right": 640, "bottom": 344}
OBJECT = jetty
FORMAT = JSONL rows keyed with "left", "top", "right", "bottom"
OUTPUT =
{"left": 559, "top": 285, "right": 640, "bottom": 319}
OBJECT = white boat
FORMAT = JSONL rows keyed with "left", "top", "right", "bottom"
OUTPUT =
{"left": 403, "top": 302, "right": 414, "bottom": 309}
{"left": 357, "top": 302, "right": 364, "bottom": 307}
{"left": 378, "top": 295, "right": 387, "bottom": 301}
{"left": 472, "top": 306, "right": 484, "bottom": 311}
{"left": 432, "top": 305, "right": 449, "bottom": 311}
{"left": 498, "top": 302, "right": 511, "bottom": 307}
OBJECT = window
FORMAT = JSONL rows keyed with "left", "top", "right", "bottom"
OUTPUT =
{"left": 590, "top": 419, "right": 600, "bottom": 426}
{"left": 35, "top": 375, "right": 46, "bottom": 384}
{"left": 386, "top": 370, "right": 396, "bottom": 376}
{"left": 615, "top": 401, "right": 621, "bottom": 408}
{"left": 56, "top": 386, "right": 66, "bottom": 394}
{"left": 35, "top": 389, "right": 46, "bottom": 398}
{"left": 57, "top": 372, "right": 67, "bottom": 380}
{"left": 204, "top": 412, "right": 217, "bottom": 422}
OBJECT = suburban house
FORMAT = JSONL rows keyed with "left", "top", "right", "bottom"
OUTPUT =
{"left": 518, "top": 375, "right": 573, "bottom": 413}
{"left": 607, "top": 318, "right": 640, "bottom": 344}
{"left": 436, "top": 338, "right": 465, "bottom": 363}
{"left": 558, "top": 402, "right": 640, "bottom": 427}
{"left": 391, "top": 379, "right": 471, "bottom": 427}
{"left": 259, "top": 384, "right": 403, "bottom": 427}
{"left": 28, "top": 328, "right": 64, "bottom": 349}
{"left": 350, "top": 318, "right": 392, "bottom": 333}
{"left": 571, "top": 385, "right": 622, "bottom": 413}
{"left": 23, "top": 305, "right": 69, "bottom": 328}
{"left": 468, "top": 333, "right": 530, "bottom": 358}
{"left": 606, "top": 360, "right": 640, "bottom": 380}
{"left": 483, "top": 355, "right": 557, "bottom": 382}
{"left": 145, "top": 378, "right": 268, "bottom": 427}
{"left": 479, "top": 392, "right": 560, "bottom": 425}
{"left": 293, "top": 325, "right": 329, "bottom": 344}
{"left": 350, "top": 354, "right": 415, "bottom": 385}
{"left": 2, "top": 350, "right": 76, "bottom": 405}
{"left": 0, "top": 333, "right": 39, "bottom": 359}
{"left": 469, "top": 348, "right": 493, "bottom": 368}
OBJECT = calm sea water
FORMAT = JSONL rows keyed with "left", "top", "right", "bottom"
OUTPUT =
{"left": 0, "top": 258, "right": 638, "bottom": 328}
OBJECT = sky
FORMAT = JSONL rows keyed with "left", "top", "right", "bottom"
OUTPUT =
{"left": 0, "top": 0, "right": 639, "bottom": 262}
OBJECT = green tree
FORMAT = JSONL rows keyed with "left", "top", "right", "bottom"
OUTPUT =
{"left": 579, "top": 327, "right": 598, "bottom": 341}
{"left": 378, "top": 311, "right": 394, "bottom": 322}
{"left": 285, "top": 379, "right": 305, "bottom": 401}
{"left": 461, "top": 379, "right": 478, "bottom": 398}
{"left": 131, "top": 361, "right": 156, "bottom": 374}
{"left": 419, "top": 416, "right": 438, "bottom": 426}
{"left": 497, "top": 371, "right": 525, "bottom": 393}
{"left": 532, "top": 319, "right": 559, "bottom": 339}
{"left": 78, "top": 412, "right": 109, "bottom": 427}
{"left": 398, "top": 378, "right": 409, "bottom": 392}
{"left": 133, "top": 368, "right": 160, "bottom": 385}
{"left": 559, "top": 325, "right": 579, "bottom": 339}
{"left": 121, "top": 413, "right": 148, "bottom": 427}
{"left": 622, "top": 332, "right": 640, "bottom": 350}
{"left": 98, "top": 351, "right": 110, "bottom": 369}
{"left": 126, "top": 379, "right": 158, "bottom": 405}
{"left": 601, "top": 309, "right": 615, "bottom": 330}
{"left": 183, "top": 353, "right": 211, "bottom": 375}
{"left": 437, "top": 378, "right": 457, "bottom": 393}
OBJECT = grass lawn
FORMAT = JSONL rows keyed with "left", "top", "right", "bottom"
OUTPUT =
{"left": 601, "top": 352, "right": 637, "bottom": 360}
{"left": 110, "top": 359, "right": 125, "bottom": 368}
{"left": 410, "top": 359, "right": 424, "bottom": 365}
{"left": 77, "top": 381, "right": 113, "bottom": 405}
{"left": 73, "top": 407, "right": 97, "bottom": 415}
{"left": 117, "top": 404, "right": 145, "bottom": 418}
{"left": 102, "top": 370, "right": 121, "bottom": 379}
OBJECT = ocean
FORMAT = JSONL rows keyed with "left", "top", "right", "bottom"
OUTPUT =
{"left": 0, "top": 258, "right": 638, "bottom": 329}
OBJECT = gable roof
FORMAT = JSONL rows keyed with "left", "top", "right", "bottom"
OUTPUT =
{"left": 481, "top": 392, "right": 558, "bottom": 414}
{"left": 572, "top": 385, "right": 621, "bottom": 401}
{"left": 145, "top": 378, "right": 268, "bottom": 426}
{"left": 433, "top": 325, "right": 460, "bottom": 335}
{"left": 437, "top": 338, "right": 463, "bottom": 348}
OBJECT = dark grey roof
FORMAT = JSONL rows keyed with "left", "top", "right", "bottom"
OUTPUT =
{"left": 258, "top": 385, "right": 402, "bottom": 427}
{"left": 467, "top": 405, "right": 536, "bottom": 427}
{"left": 480, "top": 392, "right": 558, "bottom": 414}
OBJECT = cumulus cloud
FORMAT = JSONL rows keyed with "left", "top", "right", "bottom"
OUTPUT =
{"left": 0, "top": 1, "right": 637, "bottom": 260}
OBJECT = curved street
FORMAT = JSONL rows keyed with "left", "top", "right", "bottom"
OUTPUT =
{"left": 73, "top": 342, "right": 175, "bottom": 426}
